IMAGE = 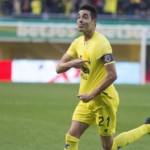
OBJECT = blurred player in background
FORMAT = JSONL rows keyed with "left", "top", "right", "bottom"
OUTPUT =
{"left": 56, "top": 4, "right": 150, "bottom": 150}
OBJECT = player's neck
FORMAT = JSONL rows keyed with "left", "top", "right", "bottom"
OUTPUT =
{"left": 84, "top": 29, "right": 95, "bottom": 42}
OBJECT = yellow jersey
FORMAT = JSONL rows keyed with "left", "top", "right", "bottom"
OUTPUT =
{"left": 67, "top": 31, "right": 117, "bottom": 97}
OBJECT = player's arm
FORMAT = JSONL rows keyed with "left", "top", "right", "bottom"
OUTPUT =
{"left": 90, "top": 54, "right": 117, "bottom": 97}
{"left": 78, "top": 54, "right": 117, "bottom": 102}
{"left": 56, "top": 53, "right": 89, "bottom": 74}
{"left": 56, "top": 53, "right": 73, "bottom": 73}
{"left": 91, "top": 61, "right": 117, "bottom": 97}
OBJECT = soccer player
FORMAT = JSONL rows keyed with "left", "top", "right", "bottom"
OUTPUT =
{"left": 56, "top": 4, "right": 150, "bottom": 150}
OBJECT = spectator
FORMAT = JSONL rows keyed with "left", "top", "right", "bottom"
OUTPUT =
{"left": 63, "top": 0, "right": 73, "bottom": 16}
{"left": 50, "top": 0, "right": 64, "bottom": 13}
{"left": 129, "top": 0, "right": 141, "bottom": 15}
{"left": 2, "top": 0, "right": 13, "bottom": 15}
{"left": 79, "top": 0, "right": 90, "bottom": 7}
{"left": 42, "top": 0, "right": 50, "bottom": 12}
{"left": 42, "top": 7, "right": 49, "bottom": 19}
{"left": 104, "top": 0, "right": 118, "bottom": 15}
{"left": 30, "top": 0, "right": 42, "bottom": 15}
{"left": 13, "top": 0, "right": 21, "bottom": 15}
{"left": 117, "top": 0, "right": 130, "bottom": 15}
{"left": 21, "top": 0, "right": 31, "bottom": 14}
{"left": 70, "top": 0, "right": 79, "bottom": 15}
{"left": 139, "top": 0, "right": 147, "bottom": 16}
{"left": 94, "top": 0, "right": 105, "bottom": 14}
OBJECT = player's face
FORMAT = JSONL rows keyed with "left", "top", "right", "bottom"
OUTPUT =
{"left": 77, "top": 10, "right": 95, "bottom": 32}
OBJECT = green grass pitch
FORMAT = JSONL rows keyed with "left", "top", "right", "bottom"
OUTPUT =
{"left": 0, "top": 83, "right": 149, "bottom": 150}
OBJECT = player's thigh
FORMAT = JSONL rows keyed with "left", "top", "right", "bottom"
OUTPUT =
{"left": 72, "top": 102, "right": 95, "bottom": 126}
{"left": 95, "top": 94, "right": 119, "bottom": 136}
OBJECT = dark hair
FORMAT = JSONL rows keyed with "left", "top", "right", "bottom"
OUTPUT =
{"left": 79, "top": 4, "right": 97, "bottom": 19}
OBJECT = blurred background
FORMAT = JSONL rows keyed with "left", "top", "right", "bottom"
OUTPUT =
{"left": 0, "top": 0, "right": 150, "bottom": 84}
{"left": 1, "top": 0, "right": 150, "bottom": 18}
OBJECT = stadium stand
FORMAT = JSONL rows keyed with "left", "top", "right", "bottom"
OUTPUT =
{"left": 1, "top": 0, "right": 150, "bottom": 21}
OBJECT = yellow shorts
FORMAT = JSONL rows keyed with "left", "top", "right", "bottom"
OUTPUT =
{"left": 72, "top": 92, "right": 119, "bottom": 136}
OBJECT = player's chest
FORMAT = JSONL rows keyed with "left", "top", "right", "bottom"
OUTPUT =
{"left": 77, "top": 43, "right": 94, "bottom": 60}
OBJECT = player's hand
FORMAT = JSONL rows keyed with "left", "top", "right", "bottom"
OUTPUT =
{"left": 71, "top": 59, "right": 90, "bottom": 69}
{"left": 77, "top": 93, "right": 94, "bottom": 103}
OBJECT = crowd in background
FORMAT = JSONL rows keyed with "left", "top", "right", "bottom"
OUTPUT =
{"left": 0, "top": 0, "right": 150, "bottom": 18}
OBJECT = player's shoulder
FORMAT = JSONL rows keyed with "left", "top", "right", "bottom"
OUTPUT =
{"left": 72, "top": 35, "right": 83, "bottom": 44}
{"left": 76, "top": 35, "right": 84, "bottom": 41}
{"left": 95, "top": 31, "right": 109, "bottom": 42}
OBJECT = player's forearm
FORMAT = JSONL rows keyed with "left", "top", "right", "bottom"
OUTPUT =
{"left": 77, "top": 75, "right": 117, "bottom": 103}
{"left": 92, "top": 73, "right": 117, "bottom": 97}
{"left": 56, "top": 62, "right": 72, "bottom": 74}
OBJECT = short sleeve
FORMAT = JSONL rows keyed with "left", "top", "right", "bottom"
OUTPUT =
{"left": 66, "top": 39, "right": 78, "bottom": 58}
{"left": 96, "top": 41, "right": 113, "bottom": 60}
